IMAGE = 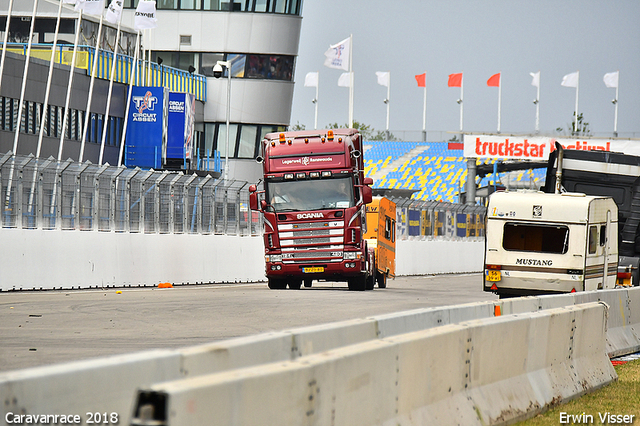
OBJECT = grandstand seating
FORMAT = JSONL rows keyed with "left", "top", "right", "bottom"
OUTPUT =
{"left": 364, "top": 141, "right": 546, "bottom": 203}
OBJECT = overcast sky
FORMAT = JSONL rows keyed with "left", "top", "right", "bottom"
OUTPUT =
{"left": 290, "top": 0, "right": 640, "bottom": 140}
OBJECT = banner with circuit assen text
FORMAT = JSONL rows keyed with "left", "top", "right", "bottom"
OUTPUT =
{"left": 464, "top": 134, "right": 640, "bottom": 160}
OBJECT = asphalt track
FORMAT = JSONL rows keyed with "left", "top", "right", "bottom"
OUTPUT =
{"left": 0, "top": 273, "right": 496, "bottom": 372}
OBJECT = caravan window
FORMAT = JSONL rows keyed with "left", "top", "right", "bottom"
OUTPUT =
{"left": 503, "top": 222, "right": 569, "bottom": 254}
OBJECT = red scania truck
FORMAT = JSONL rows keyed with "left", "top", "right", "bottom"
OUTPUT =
{"left": 249, "top": 128, "right": 377, "bottom": 291}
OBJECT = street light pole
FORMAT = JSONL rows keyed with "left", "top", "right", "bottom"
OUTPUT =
{"left": 214, "top": 60, "right": 232, "bottom": 181}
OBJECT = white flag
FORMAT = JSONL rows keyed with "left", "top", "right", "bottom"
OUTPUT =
{"left": 561, "top": 71, "right": 579, "bottom": 88}
{"left": 105, "top": 0, "right": 123, "bottom": 24}
{"left": 304, "top": 72, "right": 318, "bottom": 87}
{"left": 135, "top": 0, "right": 158, "bottom": 30}
{"left": 529, "top": 71, "right": 540, "bottom": 88}
{"left": 75, "top": 0, "right": 105, "bottom": 16}
{"left": 375, "top": 71, "right": 389, "bottom": 87}
{"left": 338, "top": 72, "right": 351, "bottom": 87}
{"left": 324, "top": 37, "right": 350, "bottom": 71}
{"left": 603, "top": 71, "right": 619, "bottom": 88}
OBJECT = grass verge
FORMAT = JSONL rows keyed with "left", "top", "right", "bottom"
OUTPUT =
{"left": 516, "top": 358, "right": 640, "bottom": 425}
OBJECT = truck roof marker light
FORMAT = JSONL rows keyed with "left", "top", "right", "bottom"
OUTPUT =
{"left": 305, "top": 138, "right": 309, "bottom": 144}
{"left": 279, "top": 133, "right": 286, "bottom": 143}
{"left": 321, "top": 137, "right": 326, "bottom": 143}
{"left": 309, "top": 172, "right": 320, "bottom": 178}
{"left": 284, "top": 173, "right": 294, "bottom": 180}
{"left": 327, "top": 130, "right": 334, "bottom": 141}
{"left": 338, "top": 137, "right": 343, "bottom": 143}
{"left": 287, "top": 139, "right": 292, "bottom": 145}
{"left": 296, "top": 173, "right": 306, "bottom": 179}
{"left": 271, "top": 141, "right": 276, "bottom": 147}
{"left": 321, "top": 171, "right": 332, "bottom": 177}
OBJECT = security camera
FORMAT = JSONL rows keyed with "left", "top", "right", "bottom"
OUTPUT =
{"left": 213, "top": 63, "right": 224, "bottom": 78}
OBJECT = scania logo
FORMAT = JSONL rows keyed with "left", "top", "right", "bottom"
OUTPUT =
{"left": 297, "top": 213, "right": 324, "bottom": 219}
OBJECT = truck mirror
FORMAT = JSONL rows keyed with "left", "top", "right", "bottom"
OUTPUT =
{"left": 249, "top": 184, "right": 257, "bottom": 193}
{"left": 260, "top": 199, "right": 268, "bottom": 210}
{"left": 362, "top": 185, "right": 373, "bottom": 205}
{"left": 363, "top": 177, "right": 373, "bottom": 186}
{"left": 249, "top": 192, "right": 259, "bottom": 211}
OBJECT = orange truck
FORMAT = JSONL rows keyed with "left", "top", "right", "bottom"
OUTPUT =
{"left": 364, "top": 196, "right": 396, "bottom": 288}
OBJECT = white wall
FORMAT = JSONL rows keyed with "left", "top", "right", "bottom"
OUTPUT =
{"left": 0, "top": 229, "right": 265, "bottom": 291}
{"left": 0, "top": 229, "right": 483, "bottom": 291}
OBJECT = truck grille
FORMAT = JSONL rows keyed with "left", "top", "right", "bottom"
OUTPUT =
{"left": 278, "top": 220, "right": 344, "bottom": 263}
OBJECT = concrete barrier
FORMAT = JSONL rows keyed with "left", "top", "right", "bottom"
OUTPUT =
{"left": 496, "top": 288, "right": 640, "bottom": 359}
{"left": 129, "top": 303, "right": 615, "bottom": 426}
{"left": 2, "top": 289, "right": 637, "bottom": 425}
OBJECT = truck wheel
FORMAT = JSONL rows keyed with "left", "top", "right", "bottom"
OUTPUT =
{"left": 304, "top": 279, "right": 313, "bottom": 288}
{"left": 268, "top": 278, "right": 287, "bottom": 290}
{"left": 348, "top": 276, "right": 366, "bottom": 291}
{"left": 366, "top": 273, "right": 375, "bottom": 290}
{"left": 288, "top": 279, "right": 302, "bottom": 290}
{"left": 376, "top": 273, "right": 387, "bottom": 289}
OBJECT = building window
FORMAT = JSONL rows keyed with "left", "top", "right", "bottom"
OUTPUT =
{"left": 124, "top": 0, "right": 302, "bottom": 14}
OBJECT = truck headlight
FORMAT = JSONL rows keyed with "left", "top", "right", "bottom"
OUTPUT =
{"left": 344, "top": 252, "right": 360, "bottom": 260}
{"left": 269, "top": 254, "right": 283, "bottom": 262}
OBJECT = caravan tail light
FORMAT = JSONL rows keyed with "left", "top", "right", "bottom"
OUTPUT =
{"left": 485, "top": 264, "right": 501, "bottom": 270}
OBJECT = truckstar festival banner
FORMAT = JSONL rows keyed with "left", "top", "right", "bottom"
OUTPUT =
{"left": 464, "top": 134, "right": 640, "bottom": 160}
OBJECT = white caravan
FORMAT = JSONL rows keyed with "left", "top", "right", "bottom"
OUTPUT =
{"left": 484, "top": 191, "right": 618, "bottom": 298}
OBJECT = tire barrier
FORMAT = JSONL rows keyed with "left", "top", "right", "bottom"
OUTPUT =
{"left": 1, "top": 289, "right": 637, "bottom": 425}
{"left": 127, "top": 303, "right": 615, "bottom": 426}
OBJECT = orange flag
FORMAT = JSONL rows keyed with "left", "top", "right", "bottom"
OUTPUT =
{"left": 487, "top": 73, "right": 501, "bottom": 87}
{"left": 448, "top": 73, "right": 462, "bottom": 87}
{"left": 415, "top": 73, "right": 426, "bottom": 87}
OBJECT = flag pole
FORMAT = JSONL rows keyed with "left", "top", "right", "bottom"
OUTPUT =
{"left": 385, "top": 72, "right": 390, "bottom": 138}
{"left": 99, "top": 8, "right": 124, "bottom": 165}
{"left": 422, "top": 72, "right": 427, "bottom": 142}
{"left": 59, "top": 8, "right": 83, "bottom": 160}
{"left": 80, "top": 10, "right": 105, "bottom": 163}
{"left": 497, "top": 72, "right": 502, "bottom": 134}
{"left": 348, "top": 33, "right": 353, "bottom": 128}
{"left": 574, "top": 71, "right": 579, "bottom": 134}
{"left": 614, "top": 70, "right": 619, "bottom": 137}
{"left": 5, "top": 0, "right": 38, "bottom": 221}
{"left": 314, "top": 78, "right": 318, "bottom": 129}
{"left": 12, "top": 0, "right": 39, "bottom": 156}
{"left": 459, "top": 72, "right": 464, "bottom": 133}
{"left": 36, "top": 0, "right": 65, "bottom": 160}
{"left": 119, "top": 31, "right": 141, "bottom": 167}
{"left": 535, "top": 71, "right": 540, "bottom": 134}
{"left": 0, "top": 0, "right": 14, "bottom": 96}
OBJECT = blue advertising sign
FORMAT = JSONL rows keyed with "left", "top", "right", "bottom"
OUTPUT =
{"left": 408, "top": 209, "right": 421, "bottom": 236}
{"left": 167, "top": 92, "right": 196, "bottom": 166}
{"left": 125, "top": 86, "right": 167, "bottom": 169}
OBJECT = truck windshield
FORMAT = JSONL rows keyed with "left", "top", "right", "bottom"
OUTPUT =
{"left": 266, "top": 177, "right": 354, "bottom": 212}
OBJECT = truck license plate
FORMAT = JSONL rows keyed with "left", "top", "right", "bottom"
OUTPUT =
{"left": 303, "top": 267, "right": 324, "bottom": 273}
{"left": 486, "top": 270, "right": 501, "bottom": 281}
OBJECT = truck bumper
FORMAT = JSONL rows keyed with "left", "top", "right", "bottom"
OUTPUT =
{"left": 266, "top": 260, "right": 365, "bottom": 281}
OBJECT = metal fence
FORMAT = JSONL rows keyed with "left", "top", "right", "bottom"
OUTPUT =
{"left": 392, "top": 197, "right": 486, "bottom": 241}
{"left": 0, "top": 153, "right": 261, "bottom": 236}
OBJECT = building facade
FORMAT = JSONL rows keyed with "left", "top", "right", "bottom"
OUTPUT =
{"left": 0, "top": 0, "right": 303, "bottom": 182}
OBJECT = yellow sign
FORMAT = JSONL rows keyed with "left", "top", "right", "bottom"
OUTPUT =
{"left": 302, "top": 267, "right": 324, "bottom": 273}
